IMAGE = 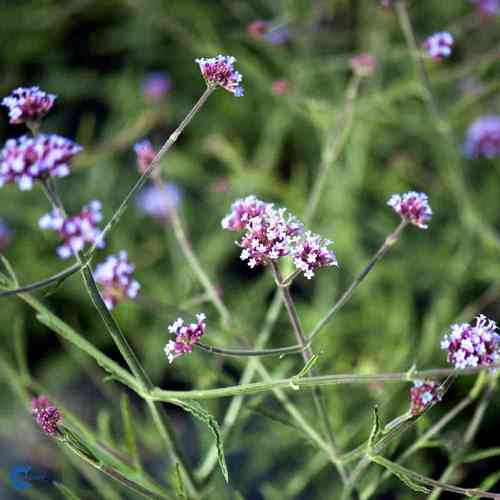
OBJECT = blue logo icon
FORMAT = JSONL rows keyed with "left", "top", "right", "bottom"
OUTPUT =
{"left": 9, "top": 465, "right": 33, "bottom": 490}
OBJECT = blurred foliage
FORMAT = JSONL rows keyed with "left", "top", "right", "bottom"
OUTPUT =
{"left": 0, "top": 0, "right": 499, "bottom": 499}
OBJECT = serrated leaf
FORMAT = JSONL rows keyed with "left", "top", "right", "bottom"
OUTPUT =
{"left": 168, "top": 399, "right": 228, "bottom": 482}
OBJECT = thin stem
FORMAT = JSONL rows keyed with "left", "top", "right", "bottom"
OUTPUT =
{"left": 196, "top": 341, "right": 306, "bottom": 358}
{"left": 308, "top": 220, "right": 408, "bottom": 342}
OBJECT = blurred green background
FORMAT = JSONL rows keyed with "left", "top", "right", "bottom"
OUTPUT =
{"left": 0, "top": 0, "right": 499, "bottom": 499}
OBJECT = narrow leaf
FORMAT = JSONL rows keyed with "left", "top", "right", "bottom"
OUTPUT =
{"left": 53, "top": 482, "right": 84, "bottom": 500}
{"left": 120, "top": 394, "right": 142, "bottom": 472}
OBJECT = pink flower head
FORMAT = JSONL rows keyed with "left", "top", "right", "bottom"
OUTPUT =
{"left": 0, "top": 218, "right": 12, "bottom": 252}
{"left": 39, "top": 201, "right": 105, "bottom": 259}
{"left": 31, "top": 396, "right": 61, "bottom": 435}
{"left": 349, "top": 53, "right": 377, "bottom": 77}
{"left": 195, "top": 55, "right": 244, "bottom": 96}
{"left": 471, "top": 0, "right": 500, "bottom": 17}
{"left": 463, "top": 115, "right": 500, "bottom": 159}
{"left": 2, "top": 86, "right": 56, "bottom": 125}
{"left": 441, "top": 314, "right": 500, "bottom": 369}
{"left": 237, "top": 204, "right": 303, "bottom": 269}
{"left": 134, "top": 140, "right": 156, "bottom": 174}
{"left": 165, "top": 313, "right": 207, "bottom": 363}
{"left": 221, "top": 195, "right": 271, "bottom": 231}
{"left": 247, "top": 20, "right": 269, "bottom": 39}
{"left": 292, "top": 231, "right": 338, "bottom": 279}
{"left": 424, "top": 32, "right": 454, "bottom": 60}
{"left": 272, "top": 79, "right": 290, "bottom": 96}
{"left": 94, "top": 251, "right": 140, "bottom": 310}
{"left": 143, "top": 72, "right": 172, "bottom": 101}
{"left": 0, "top": 134, "right": 82, "bottom": 191}
{"left": 136, "top": 183, "right": 181, "bottom": 220}
{"left": 387, "top": 191, "right": 432, "bottom": 229}
{"left": 410, "top": 380, "right": 440, "bottom": 416}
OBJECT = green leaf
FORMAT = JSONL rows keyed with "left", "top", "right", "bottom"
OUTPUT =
{"left": 120, "top": 393, "right": 142, "bottom": 472}
{"left": 168, "top": 399, "right": 228, "bottom": 482}
{"left": 463, "top": 447, "right": 500, "bottom": 464}
{"left": 469, "top": 470, "right": 500, "bottom": 500}
{"left": 53, "top": 482, "right": 84, "bottom": 500}
{"left": 173, "top": 463, "right": 188, "bottom": 500}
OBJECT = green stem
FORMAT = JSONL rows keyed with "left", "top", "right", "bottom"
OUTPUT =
{"left": 196, "top": 341, "right": 306, "bottom": 358}
{"left": 308, "top": 221, "right": 407, "bottom": 342}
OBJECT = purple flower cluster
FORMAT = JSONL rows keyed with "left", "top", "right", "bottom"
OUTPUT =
{"left": 221, "top": 195, "right": 269, "bottom": 231}
{"left": 2, "top": 86, "right": 56, "bottom": 125}
{"left": 134, "top": 139, "right": 156, "bottom": 174}
{"left": 165, "top": 313, "right": 207, "bottom": 363}
{"left": 387, "top": 191, "right": 432, "bottom": 229}
{"left": 0, "top": 218, "right": 11, "bottom": 252}
{"left": 472, "top": 0, "right": 500, "bottom": 17}
{"left": 349, "top": 53, "right": 377, "bottom": 77}
{"left": 0, "top": 134, "right": 82, "bottom": 191}
{"left": 410, "top": 380, "right": 440, "bottom": 416}
{"left": 136, "top": 183, "right": 181, "bottom": 220}
{"left": 246, "top": 20, "right": 289, "bottom": 45}
{"left": 441, "top": 315, "right": 499, "bottom": 369}
{"left": 94, "top": 251, "right": 140, "bottom": 310}
{"left": 424, "top": 32, "right": 454, "bottom": 60}
{"left": 195, "top": 55, "right": 244, "bottom": 96}
{"left": 39, "top": 201, "right": 104, "bottom": 259}
{"left": 292, "top": 231, "right": 338, "bottom": 280}
{"left": 31, "top": 396, "right": 61, "bottom": 436}
{"left": 272, "top": 79, "right": 290, "bottom": 96}
{"left": 463, "top": 115, "right": 500, "bottom": 159}
{"left": 143, "top": 72, "right": 172, "bottom": 101}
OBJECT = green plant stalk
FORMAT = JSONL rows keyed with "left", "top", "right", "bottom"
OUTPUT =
{"left": 308, "top": 220, "right": 408, "bottom": 342}
{"left": 196, "top": 340, "right": 306, "bottom": 358}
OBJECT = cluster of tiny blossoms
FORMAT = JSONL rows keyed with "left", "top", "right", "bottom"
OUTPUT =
{"left": 222, "top": 196, "right": 338, "bottom": 279}
{"left": 463, "top": 115, "right": 500, "bottom": 159}
{"left": 2, "top": 86, "right": 56, "bottom": 124}
{"left": 39, "top": 201, "right": 105, "bottom": 259}
{"left": 441, "top": 315, "right": 500, "bottom": 369}
{"left": 410, "top": 380, "right": 440, "bottom": 416}
{"left": 472, "top": 0, "right": 500, "bottom": 17}
{"left": 196, "top": 55, "right": 244, "bottom": 96}
{"left": 31, "top": 396, "right": 61, "bottom": 436}
{"left": 424, "top": 32, "right": 454, "bottom": 60}
{"left": 93, "top": 251, "right": 140, "bottom": 310}
{"left": 134, "top": 139, "right": 156, "bottom": 173}
{"left": 165, "top": 313, "right": 207, "bottom": 363}
{"left": 387, "top": 191, "right": 433, "bottom": 229}
{"left": 0, "top": 134, "right": 82, "bottom": 191}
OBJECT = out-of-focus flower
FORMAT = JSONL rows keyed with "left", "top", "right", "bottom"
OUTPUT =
{"left": 31, "top": 396, "right": 61, "bottom": 436}
{"left": 0, "top": 218, "right": 12, "bottom": 252}
{"left": 441, "top": 314, "right": 500, "bottom": 369}
{"left": 471, "top": 0, "right": 500, "bottom": 17}
{"left": 387, "top": 191, "right": 432, "bottom": 229}
{"left": 2, "top": 86, "right": 56, "bottom": 125}
{"left": 136, "top": 183, "right": 181, "bottom": 220}
{"left": 349, "top": 53, "right": 377, "bottom": 77}
{"left": 292, "top": 231, "right": 338, "bottom": 279}
{"left": 0, "top": 134, "right": 82, "bottom": 191}
{"left": 143, "top": 72, "right": 172, "bottom": 101}
{"left": 463, "top": 115, "right": 500, "bottom": 159}
{"left": 264, "top": 26, "right": 289, "bottom": 45}
{"left": 379, "top": 0, "right": 393, "bottom": 7}
{"left": 211, "top": 176, "right": 230, "bottom": 193}
{"left": 458, "top": 77, "right": 484, "bottom": 97}
{"left": 134, "top": 140, "right": 156, "bottom": 174}
{"left": 424, "top": 32, "right": 454, "bottom": 60}
{"left": 94, "top": 251, "right": 140, "bottom": 310}
{"left": 165, "top": 313, "right": 206, "bottom": 363}
{"left": 410, "top": 380, "right": 440, "bottom": 416}
{"left": 39, "top": 201, "right": 104, "bottom": 259}
{"left": 272, "top": 79, "right": 290, "bottom": 96}
{"left": 221, "top": 195, "right": 270, "bottom": 231}
{"left": 247, "top": 20, "right": 269, "bottom": 39}
{"left": 237, "top": 204, "right": 302, "bottom": 269}
{"left": 195, "top": 55, "right": 244, "bottom": 96}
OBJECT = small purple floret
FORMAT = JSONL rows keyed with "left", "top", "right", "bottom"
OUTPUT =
{"left": 292, "top": 231, "right": 338, "bottom": 280}
{"left": 31, "top": 396, "right": 61, "bottom": 436}
{"left": 387, "top": 191, "right": 432, "bottom": 229}
{"left": 134, "top": 139, "right": 156, "bottom": 174}
{"left": 221, "top": 195, "right": 270, "bottom": 231}
{"left": 136, "top": 183, "right": 181, "bottom": 220}
{"left": 410, "top": 380, "right": 441, "bottom": 416}
{"left": 463, "top": 115, "right": 500, "bottom": 159}
{"left": 195, "top": 55, "right": 244, "bottom": 96}
{"left": 424, "top": 32, "right": 454, "bottom": 60}
{"left": 143, "top": 72, "right": 172, "bottom": 100}
{"left": 165, "top": 313, "right": 207, "bottom": 363}
{"left": 2, "top": 86, "right": 56, "bottom": 125}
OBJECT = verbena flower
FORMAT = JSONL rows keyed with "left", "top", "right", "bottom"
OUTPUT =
{"left": 143, "top": 72, "right": 172, "bottom": 100}
{"left": 39, "top": 201, "right": 104, "bottom": 259}
{"left": 0, "top": 134, "right": 82, "bottom": 191}
{"left": 237, "top": 204, "right": 302, "bottom": 269}
{"left": 221, "top": 195, "right": 270, "bottom": 231}
{"left": 195, "top": 55, "right": 244, "bottom": 96}
{"left": 349, "top": 53, "right": 377, "bottom": 77}
{"left": 0, "top": 218, "right": 12, "bottom": 252}
{"left": 134, "top": 139, "right": 156, "bottom": 174}
{"left": 387, "top": 191, "right": 432, "bottom": 229}
{"left": 441, "top": 314, "right": 500, "bottom": 369}
{"left": 272, "top": 79, "right": 290, "bottom": 96}
{"left": 247, "top": 20, "right": 269, "bottom": 39}
{"left": 136, "top": 183, "right": 181, "bottom": 220}
{"left": 94, "top": 251, "right": 140, "bottom": 310}
{"left": 165, "top": 313, "right": 206, "bottom": 363}
{"left": 471, "top": 0, "right": 500, "bottom": 17}
{"left": 424, "top": 32, "right": 454, "bottom": 60}
{"left": 31, "top": 396, "right": 61, "bottom": 436}
{"left": 292, "top": 231, "right": 338, "bottom": 279}
{"left": 2, "top": 86, "right": 56, "bottom": 125}
{"left": 410, "top": 380, "right": 440, "bottom": 416}
{"left": 263, "top": 26, "right": 289, "bottom": 45}
{"left": 463, "top": 115, "right": 500, "bottom": 159}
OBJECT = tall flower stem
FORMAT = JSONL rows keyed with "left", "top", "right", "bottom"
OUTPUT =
{"left": 270, "top": 261, "right": 348, "bottom": 484}
{"left": 308, "top": 220, "right": 407, "bottom": 342}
